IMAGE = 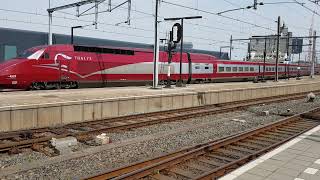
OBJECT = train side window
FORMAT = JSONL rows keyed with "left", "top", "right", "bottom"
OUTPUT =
{"left": 219, "top": 67, "right": 224, "bottom": 72}
{"left": 232, "top": 67, "right": 237, "bottom": 72}
{"left": 245, "top": 67, "right": 249, "bottom": 71}
{"left": 195, "top": 66, "right": 200, "bottom": 69}
{"left": 250, "top": 67, "right": 254, "bottom": 72}
{"left": 272, "top": 67, "right": 275, "bottom": 71}
{"left": 226, "top": 67, "right": 231, "bottom": 72}
{"left": 239, "top": 67, "right": 243, "bottom": 72}
{"left": 74, "top": 45, "right": 134, "bottom": 55}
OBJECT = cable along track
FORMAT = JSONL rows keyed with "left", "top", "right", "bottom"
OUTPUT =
{"left": 88, "top": 108, "right": 320, "bottom": 180}
{"left": 0, "top": 92, "right": 318, "bottom": 154}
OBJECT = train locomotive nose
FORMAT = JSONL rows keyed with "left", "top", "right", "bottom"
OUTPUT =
{"left": 0, "top": 72, "right": 17, "bottom": 89}
{"left": 0, "top": 59, "right": 24, "bottom": 89}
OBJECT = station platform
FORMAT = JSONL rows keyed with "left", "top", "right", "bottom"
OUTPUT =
{"left": 220, "top": 125, "right": 320, "bottom": 180}
{"left": 1, "top": 76, "right": 320, "bottom": 132}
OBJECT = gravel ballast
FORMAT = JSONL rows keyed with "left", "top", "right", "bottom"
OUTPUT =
{"left": 1, "top": 96, "right": 320, "bottom": 179}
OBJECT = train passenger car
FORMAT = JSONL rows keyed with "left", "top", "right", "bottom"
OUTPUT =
{"left": 0, "top": 44, "right": 318, "bottom": 90}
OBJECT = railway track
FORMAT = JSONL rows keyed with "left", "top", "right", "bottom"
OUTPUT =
{"left": 87, "top": 108, "right": 320, "bottom": 180}
{"left": 0, "top": 92, "right": 317, "bottom": 154}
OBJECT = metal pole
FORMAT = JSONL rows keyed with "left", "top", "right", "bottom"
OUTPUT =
{"left": 48, "top": 0, "right": 52, "bottom": 45}
{"left": 127, "top": 0, "right": 131, "bottom": 25}
{"left": 230, "top": 35, "right": 233, "bottom": 60}
{"left": 166, "top": 40, "right": 173, "bottom": 88}
{"left": 297, "top": 53, "right": 301, "bottom": 79}
{"left": 153, "top": 0, "right": 159, "bottom": 88}
{"left": 311, "top": 31, "right": 316, "bottom": 78}
{"left": 275, "top": 16, "right": 280, "bottom": 82}
{"left": 94, "top": 0, "right": 98, "bottom": 29}
{"left": 263, "top": 37, "right": 267, "bottom": 81}
{"left": 71, "top": 27, "right": 74, "bottom": 44}
{"left": 48, "top": 14, "right": 52, "bottom": 45}
{"left": 286, "top": 33, "right": 290, "bottom": 80}
{"left": 177, "top": 18, "right": 184, "bottom": 87}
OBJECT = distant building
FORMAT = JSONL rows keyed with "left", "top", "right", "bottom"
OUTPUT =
{"left": 0, "top": 27, "right": 229, "bottom": 63}
{"left": 248, "top": 24, "right": 302, "bottom": 63}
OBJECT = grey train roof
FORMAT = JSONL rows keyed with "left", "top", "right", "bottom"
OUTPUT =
{"left": 0, "top": 27, "right": 229, "bottom": 61}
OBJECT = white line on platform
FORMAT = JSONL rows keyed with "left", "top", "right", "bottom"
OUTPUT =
{"left": 219, "top": 125, "right": 320, "bottom": 180}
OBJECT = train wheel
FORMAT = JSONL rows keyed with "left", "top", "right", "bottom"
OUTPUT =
{"left": 68, "top": 81, "right": 78, "bottom": 89}
{"left": 31, "top": 82, "right": 45, "bottom": 90}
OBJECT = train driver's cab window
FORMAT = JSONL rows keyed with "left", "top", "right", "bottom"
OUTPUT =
{"left": 226, "top": 67, "right": 232, "bottom": 72}
{"left": 219, "top": 67, "right": 224, "bottom": 72}
{"left": 245, "top": 67, "right": 249, "bottom": 71}
{"left": 232, "top": 67, "right": 237, "bottom": 72}
{"left": 40, "top": 53, "right": 50, "bottom": 59}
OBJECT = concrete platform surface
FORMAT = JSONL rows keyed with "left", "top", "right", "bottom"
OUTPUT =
{"left": 1, "top": 76, "right": 320, "bottom": 107}
{"left": 220, "top": 125, "right": 320, "bottom": 180}
{"left": 1, "top": 76, "right": 320, "bottom": 132}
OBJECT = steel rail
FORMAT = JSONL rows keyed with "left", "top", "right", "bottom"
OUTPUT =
{"left": 0, "top": 92, "right": 318, "bottom": 153}
{"left": 88, "top": 108, "right": 320, "bottom": 180}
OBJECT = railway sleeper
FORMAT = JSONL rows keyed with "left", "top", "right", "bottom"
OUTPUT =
{"left": 215, "top": 148, "right": 247, "bottom": 158}
{"left": 271, "top": 129, "right": 296, "bottom": 136}
{"left": 252, "top": 136, "right": 279, "bottom": 144}
{"left": 244, "top": 139, "right": 270, "bottom": 147}
{"left": 205, "top": 153, "right": 235, "bottom": 163}
{"left": 168, "top": 167, "right": 197, "bottom": 179}
{"left": 185, "top": 162, "right": 213, "bottom": 172}
{"left": 151, "top": 174, "right": 176, "bottom": 180}
{"left": 234, "top": 142, "right": 262, "bottom": 150}
{"left": 228, "top": 145, "right": 257, "bottom": 154}
{"left": 258, "top": 134, "right": 287, "bottom": 141}
{"left": 198, "top": 157, "right": 223, "bottom": 167}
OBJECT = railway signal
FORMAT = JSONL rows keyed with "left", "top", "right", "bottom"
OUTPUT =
{"left": 164, "top": 16, "right": 202, "bottom": 87}
{"left": 172, "top": 23, "right": 182, "bottom": 43}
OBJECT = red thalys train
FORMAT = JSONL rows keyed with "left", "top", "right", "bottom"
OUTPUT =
{"left": 0, "top": 44, "right": 318, "bottom": 90}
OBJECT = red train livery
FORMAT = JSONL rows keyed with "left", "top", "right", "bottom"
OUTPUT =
{"left": 0, "top": 44, "right": 318, "bottom": 89}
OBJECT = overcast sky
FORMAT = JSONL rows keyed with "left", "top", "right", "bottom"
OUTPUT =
{"left": 0, "top": 0, "right": 319, "bottom": 60}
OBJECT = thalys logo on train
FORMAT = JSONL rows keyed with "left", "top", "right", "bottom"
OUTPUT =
{"left": 74, "top": 56, "right": 92, "bottom": 61}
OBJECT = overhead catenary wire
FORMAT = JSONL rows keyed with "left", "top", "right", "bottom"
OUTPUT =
{"left": 223, "top": 0, "right": 310, "bottom": 31}
{"left": 293, "top": 0, "right": 320, "bottom": 16}
{"left": 0, "top": 14, "right": 232, "bottom": 46}
{"left": 306, "top": 0, "right": 320, "bottom": 7}
{"left": 0, "top": 7, "right": 244, "bottom": 44}
{"left": 0, "top": 1, "right": 280, "bottom": 42}
{"left": 0, "top": 1, "right": 314, "bottom": 54}
{"left": 98, "top": 2, "right": 261, "bottom": 36}
{"left": 160, "top": 0, "right": 276, "bottom": 32}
